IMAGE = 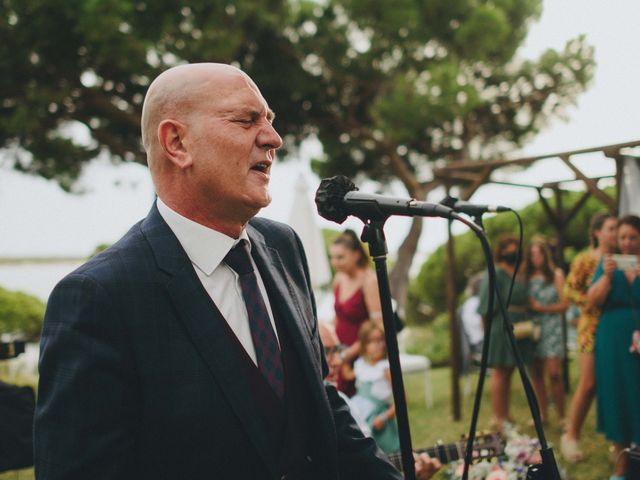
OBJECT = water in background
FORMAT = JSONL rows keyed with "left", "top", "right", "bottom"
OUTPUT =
{"left": 0, "top": 260, "right": 83, "bottom": 301}
{"left": 0, "top": 261, "right": 83, "bottom": 382}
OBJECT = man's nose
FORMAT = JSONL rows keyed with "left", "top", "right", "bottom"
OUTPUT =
{"left": 257, "top": 121, "right": 283, "bottom": 150}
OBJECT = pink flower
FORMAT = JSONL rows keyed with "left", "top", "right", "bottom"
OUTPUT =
{"left": 527, "top": 451, "right": 542, "bottom": 465}
{"left": 486, "top": 470, "right": 508, "bottom": 480}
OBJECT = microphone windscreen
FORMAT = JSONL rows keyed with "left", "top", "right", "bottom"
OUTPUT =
{"left": 315, "top": 175, "right": 357, "bottom": 224}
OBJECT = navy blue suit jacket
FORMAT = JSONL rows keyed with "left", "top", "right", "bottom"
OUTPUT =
{"left": 34, "top": 205, "right": 400, "bottom": 479}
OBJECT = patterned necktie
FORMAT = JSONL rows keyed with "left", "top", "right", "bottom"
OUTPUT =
{"left": 224, "top": 241, "right": 285, "bottom": 400}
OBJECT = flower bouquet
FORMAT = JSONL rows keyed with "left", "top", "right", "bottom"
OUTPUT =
{"left": 447, "top": 424, "right": 562, "bottom": 480}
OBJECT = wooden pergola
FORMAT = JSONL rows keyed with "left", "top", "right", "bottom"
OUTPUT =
{"left": 431, "top": 139, "right": 640, "bottom": 420}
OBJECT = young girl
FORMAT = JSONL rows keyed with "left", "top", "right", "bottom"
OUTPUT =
{"left": 342, "top": 320, "right": 399, "bottom": 454}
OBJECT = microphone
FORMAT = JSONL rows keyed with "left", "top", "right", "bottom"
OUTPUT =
{"left": 440, "top": 196, "right": 511, "bottom": 216}
{"left": 315, "top": 175, "right": 455, "bottom": 224}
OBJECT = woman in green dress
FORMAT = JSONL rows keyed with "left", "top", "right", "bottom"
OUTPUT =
{"left": 588, "top": 215, "right": 640, "bottom": 480}
{"left": 478, "top": 234, "right": 535, "bottom": 431}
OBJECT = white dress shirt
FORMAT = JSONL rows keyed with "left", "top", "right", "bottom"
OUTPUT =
{"left": 157, "top": 198, "right": 279, "bottom": 365}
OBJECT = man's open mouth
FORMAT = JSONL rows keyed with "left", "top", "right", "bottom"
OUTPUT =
{"left": 251, "top": 162, "right": 270, "bottom": 173}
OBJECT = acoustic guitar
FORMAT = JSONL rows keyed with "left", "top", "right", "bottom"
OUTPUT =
{"left": 387, "top": 432, "right": 505, "bottom": 471}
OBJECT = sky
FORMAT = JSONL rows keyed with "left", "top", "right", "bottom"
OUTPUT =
{"left": 1, "top": 0, "right": 639, "bottom": 262}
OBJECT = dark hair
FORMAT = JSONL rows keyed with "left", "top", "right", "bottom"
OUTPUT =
{"left": 618, "top": 214, "right": 640, "bottom": 234}
{"left": 493, "top": 234, "right": 519, "bottom": 260}
{"left": 525, "top": 237, "right": 556, "bottom": 284}
{"left": 590, "top": 212, "right": 616, "bottom": 248}
{"left": 332, "top": 229, "right": 369, "bottom": 267}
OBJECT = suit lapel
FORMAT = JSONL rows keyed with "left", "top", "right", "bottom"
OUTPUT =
{"left": 141, "top": 205, "right": 279, "bottom": 478}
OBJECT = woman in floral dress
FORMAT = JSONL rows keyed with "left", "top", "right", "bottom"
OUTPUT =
{"left": 526, "top": 238, "right": 567, "bottom": 425}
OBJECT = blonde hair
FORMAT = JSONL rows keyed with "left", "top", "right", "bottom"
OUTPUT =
{"left": 357, "top": 320, "right": 387, "bottom": 359}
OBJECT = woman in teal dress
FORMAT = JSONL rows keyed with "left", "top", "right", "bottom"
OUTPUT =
{"left": 526, "top": 238, "right": 568, "bottom": 425}
{"left": 589, "top": 215, "right": 640, "bottom": 480}
{"left": 478, "top": 235, "right": 535, "bottom": 430}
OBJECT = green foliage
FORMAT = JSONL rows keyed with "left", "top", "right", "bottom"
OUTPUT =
{"left": 0, "top": 286, "right": 46, "bottom": 340}
{"left": 1, "top": 0, "right": 299, "bottom": 190}
{"left": 408, "top": 190, "right": 613, "bottom": 321}
{"left": 89, "top": 243, "right": 111, "bottom": 258}
{"left": 1, "top": 0, "right": 594, "bottom": 194}
{"left": 404, "top": 313, "right": 451, "bottom": 367}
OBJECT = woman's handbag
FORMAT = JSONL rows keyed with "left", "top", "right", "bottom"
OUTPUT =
{"left": 512, "top": 320, "right": 541, "bottom": 341}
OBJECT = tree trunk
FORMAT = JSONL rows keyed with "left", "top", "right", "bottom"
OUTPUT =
{"left": 388, "top": 216, "right": 423, "bottom": 311}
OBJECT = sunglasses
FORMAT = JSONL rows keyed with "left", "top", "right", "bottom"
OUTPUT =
{"left": 323, "top": 344, "right": 346, "bottom": 357}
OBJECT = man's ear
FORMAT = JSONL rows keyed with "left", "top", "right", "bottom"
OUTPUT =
{"left": 157, "top": 119, "right": 192, "bottom": 169}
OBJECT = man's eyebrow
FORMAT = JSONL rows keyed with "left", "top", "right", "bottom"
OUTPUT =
{"left": 266, "top": 109, "right": 276, "bottom": 123}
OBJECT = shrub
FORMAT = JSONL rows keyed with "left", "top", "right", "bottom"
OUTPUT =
{"left": 404, "top": 313, "right": 451, "bottom": 367}
{"left": 0, "top": 286, "right": 46, "bottom": 340}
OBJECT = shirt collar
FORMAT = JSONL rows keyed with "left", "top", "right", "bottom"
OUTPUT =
{"left": 156, "top": 197, "right": 250, "bottom": 276}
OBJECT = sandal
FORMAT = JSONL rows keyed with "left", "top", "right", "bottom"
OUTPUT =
{"left": 560, "top": 433, "right": 584, "bottom": 463}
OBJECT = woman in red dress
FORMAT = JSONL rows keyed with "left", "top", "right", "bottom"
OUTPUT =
{"left": 329, "top": 229, "right": 382, "bottom": 396}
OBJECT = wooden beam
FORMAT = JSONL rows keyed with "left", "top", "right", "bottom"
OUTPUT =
{"left": 541, "top": 175, "right": 615, "bottom": 189}
{"left": 565, "top": 191, "right": 592, "bottom": 225}
{"left": 537, "top": 189, "right": 562, "bottom": 228}
{"left": 559, "top": 156, "right": 617, "bottom": 211}
{"left": 461, "top": 166, "right": 493, "bottom": 200}
{"left": 436, "top": 139, "right": 640, "bottom": 173}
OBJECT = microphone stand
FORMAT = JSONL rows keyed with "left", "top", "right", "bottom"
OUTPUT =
{"left": 360, "top": 221, "right": 416, "bottom": 480}
{"left": 460, "top": 212, "right": 561, "bottom": 480}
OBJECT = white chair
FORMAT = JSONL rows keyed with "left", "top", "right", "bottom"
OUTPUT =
{"left": 399, "top": 353, "right": 433, "bottom": 408}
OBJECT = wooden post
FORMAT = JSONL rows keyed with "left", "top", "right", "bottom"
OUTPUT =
{"left": 446, "top": 207, "right": 461, "bottom": 421}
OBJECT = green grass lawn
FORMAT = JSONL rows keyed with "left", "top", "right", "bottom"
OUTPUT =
{"left": 403, "top": 362, "right": 612, "bottom": 479}
{"left": 0, "top": 358, "right": 613, "bottom": 479}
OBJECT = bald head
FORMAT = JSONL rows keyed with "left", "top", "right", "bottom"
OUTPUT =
{"left": 141, "top": 63, "right": 252, "bottom": 171}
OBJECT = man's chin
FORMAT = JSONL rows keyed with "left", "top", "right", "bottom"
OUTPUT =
{"left": 251, "top": 193, "right": 272, "bottom": 210}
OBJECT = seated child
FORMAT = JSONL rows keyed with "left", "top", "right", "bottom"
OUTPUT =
{"left": 342, "top": 320, "right": 399, "bottom": 454}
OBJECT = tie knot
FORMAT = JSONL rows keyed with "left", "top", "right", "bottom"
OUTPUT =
{"left": 224, "top": 240, "right": 254, "bottom": 275}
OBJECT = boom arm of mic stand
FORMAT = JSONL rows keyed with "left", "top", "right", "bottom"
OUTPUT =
{"left": 360, "top": 221, "right": 416, "bottom": 480}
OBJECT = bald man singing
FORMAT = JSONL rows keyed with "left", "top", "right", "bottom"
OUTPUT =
{"left": 34, "top": 64, "right": 427, "bottom": 480}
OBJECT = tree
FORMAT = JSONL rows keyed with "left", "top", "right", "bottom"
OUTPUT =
{"left": 1, "top": 0, "right": 595, "bottom": 306}
{"left": 407, "top": 190, "right": 611, "bottom": 322}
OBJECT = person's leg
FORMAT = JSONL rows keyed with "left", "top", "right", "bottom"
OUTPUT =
{"left": 565, "top": 352, "right": 596, "bottom": 440}
{"left": 530, "top": 358, "right": 547, "bottom": 422}
{"left": 611, "top": 442, "right": 629, "bottom": 477}
{"left": 547, "top": 357, "right": 565, "bottom": 420}
{"left": 491, "top": 366, "right": 513, "bottom": 428}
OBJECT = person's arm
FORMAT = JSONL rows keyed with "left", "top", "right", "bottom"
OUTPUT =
{"left": 588, "top": 255, "right": 616, "bottom": 307}
{"left": 529, "top": 269, "right": 568, "bottom": 314}
{"left": 341, "top": 360, "right": 356, "bottom": 381}
{"left": 34, "top": 274, "right": 137, "bottom": 479}
{"left": 341, "top": 341, "right": 360, "bottom": 363}
{"left": 372, "top": 368, "right": 396, "bottom": 431}
{"left": 563, "top": 252, "right": 591, "bottom": 307}
{"left": 362, "top": 269, "right": 382, "bottom": 321}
